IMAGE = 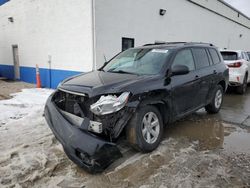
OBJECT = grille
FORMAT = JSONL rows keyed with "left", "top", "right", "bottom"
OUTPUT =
{"left": 53, "top": 90, "right": 94, "bottom": 119}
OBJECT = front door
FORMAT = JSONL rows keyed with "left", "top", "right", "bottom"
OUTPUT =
{"left": 12, "top": 45, "right": 20, "bottom": 80}
{"left": 170, "top": 49, "right": 200, "bottom": 115}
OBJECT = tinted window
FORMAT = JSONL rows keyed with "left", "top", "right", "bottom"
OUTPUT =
{"left": 221, "top": 52, "right": 238, "bottom": 61}
{"left": 221, "top": 52, "right": 238, "bottom": 60}
{"left": 192, "top": 48, "right": 210, "bottom": 69}
{"left": 172, "top": 49, "right": 195, "bottom": 71}
{"left": 243, "top": 52, "right": 249, "bottom": 61}
{"left": 209, "top": 49, "right": 220, "bottom": 64}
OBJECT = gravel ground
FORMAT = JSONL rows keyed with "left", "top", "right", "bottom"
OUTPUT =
{"left": 0, "top": 79, "right": 34, "bottom": 100}
{"left": 0, "top": 80, "right": 250, "bottom": 188}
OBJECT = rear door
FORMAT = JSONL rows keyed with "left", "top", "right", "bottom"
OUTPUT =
{"left": 191, "top": 47, "right": 213, "bottom": 106}
{"left": 170, "top": 48, "right": 200, "bottom": 116}
{"left": 208, "top": 48, "right": 224, "bottom": 87}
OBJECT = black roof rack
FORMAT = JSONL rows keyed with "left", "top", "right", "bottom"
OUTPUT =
{"left": 143, "top": 41, "right": 214, "bottom": 47}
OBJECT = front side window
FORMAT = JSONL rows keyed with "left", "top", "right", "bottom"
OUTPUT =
{"left": 172, "top": 49, "right": 195, "bottom": 71}
{"left": 103, "top": 48, "right": 171, "bottom": 75}
{"left": 192, "top": 48, "right": 210, "bottom": 69}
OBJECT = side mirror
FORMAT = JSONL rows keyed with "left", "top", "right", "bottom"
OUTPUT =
{"left": 171, "top": 65, "right": 189, "bottom": 76}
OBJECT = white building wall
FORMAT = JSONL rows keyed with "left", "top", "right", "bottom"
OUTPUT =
{"left": 1, "top": 0, "right": 250, "bottom": 87}
{"left": 95, "top": 0, "right": 250, "bottom": 68}
{"left": 0, "top": 0, "right": 93, "bottom": 87}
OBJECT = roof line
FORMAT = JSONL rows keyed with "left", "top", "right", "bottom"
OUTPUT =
{"left": 217, "top": 0, "right": 250, "bottom": 20}
{"left": 187, "top": 0, "right": 250, "bottom": 30}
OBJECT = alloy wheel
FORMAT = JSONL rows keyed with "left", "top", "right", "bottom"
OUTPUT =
{"left": 141, "top": 112, "right": 160, "bottom": 144}
{"left": 215, "top": 89, "right": 223, "bottom": 109}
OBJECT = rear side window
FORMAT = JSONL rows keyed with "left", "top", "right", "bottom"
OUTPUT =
{"left": 209, "top": 49, "right": 220, "bottom": 64}
{"left": 192, "top": 48, "right": 210, "bottom": 69}
{"left": 221, "top": 52, "right": 238, "bottom": 61}
{"left": 243, "top": 52, "right": 249, "bottom": 61}
{"left": 247, "top": 52, "right": 250, "bottom": 60}
{"left": 172, "top": 49, "right": 195, "bottom": 71}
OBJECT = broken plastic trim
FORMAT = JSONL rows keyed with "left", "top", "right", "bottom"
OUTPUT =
{"left": 58, "top": 88, "right": 87, "bottom": 97}
{"left": 44, "top": 96, "right": 122, "bottom": 173}
{"left": 60, "top": 109, "right": 103, "bottom": 134}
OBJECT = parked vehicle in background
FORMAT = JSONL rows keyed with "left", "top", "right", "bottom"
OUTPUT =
{"left": 247, "top": 52, "right": 250, "bottom": 60}
{"left": 45, "top": 42, "right": 229, "bottom": 173}
{"left": 220, "top": 50, "right": 250, "bottom": 94}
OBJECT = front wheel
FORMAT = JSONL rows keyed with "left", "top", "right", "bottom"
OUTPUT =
{"left": 205, "top": 85, "right": 224, "bottom": 114}
{"left": 126, "top": 105, "right": 163, "bottom": 152}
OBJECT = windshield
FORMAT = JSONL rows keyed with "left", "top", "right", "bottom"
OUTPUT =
{"left": 221, "top": 52, "right": 238, "bottom": 61}
{"left": 103, "top": 48, "right": 172, "bottom": 75}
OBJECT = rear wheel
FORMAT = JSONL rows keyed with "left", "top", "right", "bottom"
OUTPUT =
{"left": 237, "top": 74, "right": 248, "bottom": 94}
{"left": 126, "top": 105, "right": 163, "bottom": 152}
{"left": 205, "top": 85, "right": 223, "bottom": 114}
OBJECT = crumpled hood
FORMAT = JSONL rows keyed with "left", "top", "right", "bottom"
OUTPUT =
{"left": 59, "top": 71, "right": 156, "bottom": 97}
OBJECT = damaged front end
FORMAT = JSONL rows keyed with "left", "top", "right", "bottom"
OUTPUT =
{"left": 44, "top": 89, "right": 135, "bottom": 173}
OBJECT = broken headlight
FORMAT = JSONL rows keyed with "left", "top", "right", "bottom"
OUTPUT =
{"left": 90, "top": 92, "right": 130, "bottom": 115}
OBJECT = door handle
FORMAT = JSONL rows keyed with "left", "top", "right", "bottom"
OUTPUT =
{"left": 213, "top": 70, "right": 217, "bottom": 74}
{"left": 195, "top": 75, "right": 199, "bottom": 80}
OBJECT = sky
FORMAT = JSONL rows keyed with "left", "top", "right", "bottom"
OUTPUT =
{"left": 224, "top": 0, "right": 250, "bottom": 17}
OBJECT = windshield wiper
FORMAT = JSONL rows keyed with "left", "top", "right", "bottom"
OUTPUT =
{"left": 107, "top": 70, "right": 138, "bottom": 75}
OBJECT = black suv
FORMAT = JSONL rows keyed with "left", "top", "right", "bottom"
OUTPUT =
{"left": 45, "top": 42, "right": 229, "bottom": 173}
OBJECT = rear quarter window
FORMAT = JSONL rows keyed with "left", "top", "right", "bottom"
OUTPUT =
{"left": 192, "top": 48, "right": 210, "bottom": 69}
{"left": 209, "top": 49, "right": 221, "bottom": 64}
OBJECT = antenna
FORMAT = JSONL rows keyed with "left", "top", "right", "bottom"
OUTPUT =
{"left": 103, "top": 54, "right": 107, "bottom": 62}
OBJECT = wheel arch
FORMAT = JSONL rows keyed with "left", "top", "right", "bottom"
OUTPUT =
{"left": 138, "top": 99, "right": 171, "bottom": 126}
{"left": 218, "top": 80, "right": 226, "bottom": 92}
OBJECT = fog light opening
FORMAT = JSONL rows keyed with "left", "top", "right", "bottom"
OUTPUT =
{"left": 75, "top": 150, "right": 95, "bottom": 166}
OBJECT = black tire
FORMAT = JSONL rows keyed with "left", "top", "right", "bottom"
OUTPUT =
{"left": 126, "top": 105, "right": 164, "bottom": 153}
{"left": 205, "top": 85, "right": 224, "bottom": 114}
{"left": 237, "top": 74, "right": 248, "bottom": 95}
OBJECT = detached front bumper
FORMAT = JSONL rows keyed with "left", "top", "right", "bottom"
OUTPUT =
{"left": 44, "top": 95, "right": 122, "bottom": 173}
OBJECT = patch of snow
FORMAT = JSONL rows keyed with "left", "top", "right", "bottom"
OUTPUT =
{"left": 0, "top": 89, "right": 53, "bottom": 126}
